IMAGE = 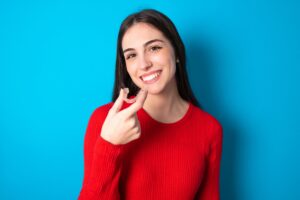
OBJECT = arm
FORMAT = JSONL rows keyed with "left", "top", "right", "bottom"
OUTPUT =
{"left": 195, "top": 119, "right": 223, "bottom": 200}
{"left": 78, "top": 106, "right": 124, "bottom": 200}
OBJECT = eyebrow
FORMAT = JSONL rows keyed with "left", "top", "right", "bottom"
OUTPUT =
{"left": 123, "top": 39, "right": 165, "bottom": 54}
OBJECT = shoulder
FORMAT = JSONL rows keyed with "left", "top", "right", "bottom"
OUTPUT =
{"left": 191, "top": 104, "right": 221, "bottom": 127}
{"left": 93, "top": 102, "right": 114, "bottom": 113}
{"left": 84, "top": 102, "right": 114, "bottom": 134}
{"left": 191, "top": 104, "right": 223, "bottom": 141}
{"left": 83, "top": 102, "right": 115, "bottom": 140}
{"left": 90, "top": 102, "right": 114, "bottom": 120}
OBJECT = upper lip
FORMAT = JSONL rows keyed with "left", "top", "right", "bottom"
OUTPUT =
{"left": 140, "top": 70, "right": 162, "bottom": 78}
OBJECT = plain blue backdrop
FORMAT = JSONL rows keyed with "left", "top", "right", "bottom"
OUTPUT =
{"left": 1, "top": 0, "right": 299, "bottom": 199}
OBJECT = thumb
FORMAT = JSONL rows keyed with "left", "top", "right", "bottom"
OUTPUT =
{"left": 122, "top": 89, "right": 148, "bottom": 117}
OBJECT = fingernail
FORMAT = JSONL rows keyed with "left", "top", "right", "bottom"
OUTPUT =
{"left": 124, "top": 88, "right": 129, "bottom": 94}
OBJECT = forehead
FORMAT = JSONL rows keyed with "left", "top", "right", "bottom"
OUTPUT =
{"left": 122, "top": 22, "right": 167, "bottom": 49}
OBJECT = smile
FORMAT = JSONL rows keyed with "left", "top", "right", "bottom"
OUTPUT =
{"left": 140, "top": 70, "right": 162, "bottom": 84}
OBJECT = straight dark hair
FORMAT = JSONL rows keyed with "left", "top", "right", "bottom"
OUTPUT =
{"left": 112, "top": 9, "right": 200, "bottom": 108}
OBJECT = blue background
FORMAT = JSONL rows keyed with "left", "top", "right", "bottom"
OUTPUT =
{"left": 1, "top": 0, "right": 299, "bottom": 199}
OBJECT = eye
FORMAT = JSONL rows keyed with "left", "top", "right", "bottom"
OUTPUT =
{"left": 149, "top": 45, "right": 162, "bottom": 52}
{"left": 125, "top": 53, "right": 136, "bottom": 60}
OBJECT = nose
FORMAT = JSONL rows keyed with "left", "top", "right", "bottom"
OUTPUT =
{"left": 139, "top": 53, "right": 152, "bottom": 70}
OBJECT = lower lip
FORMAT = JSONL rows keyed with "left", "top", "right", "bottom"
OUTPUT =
{"left": 141, "top": 70, "right": 162, "bottom": 84}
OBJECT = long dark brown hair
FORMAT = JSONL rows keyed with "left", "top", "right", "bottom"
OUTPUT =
{"left": 112, "top": 9, "right": 200, "bottom": 108}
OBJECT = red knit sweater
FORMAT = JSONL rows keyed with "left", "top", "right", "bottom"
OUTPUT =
{"left": 78, "top": 100, "right": 223, "bottom": 200}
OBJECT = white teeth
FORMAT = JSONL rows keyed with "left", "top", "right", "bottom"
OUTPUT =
{"left": 142, "top": 71, "right": 161, "bottom": 81}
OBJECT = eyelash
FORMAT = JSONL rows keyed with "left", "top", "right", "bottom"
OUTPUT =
{"left": 149, "top": 45, "right": 162, "bottom": 52}
{"left": 125, "top": 45, "right": 162, "bottom": 60}
{"left": 126, "top": 54, "right": 136, "bottom": 60}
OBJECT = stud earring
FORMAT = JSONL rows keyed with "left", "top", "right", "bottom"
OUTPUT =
{"left": 176, "top": 59, "right": 180, "bottom": 63}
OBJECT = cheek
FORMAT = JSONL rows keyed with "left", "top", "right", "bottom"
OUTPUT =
{"left": 166, "top": 55, "right": 177, "bottom": 78}
{"left": 126, "top": 63, "right": 140, "bottom": 80}
{"left": 152, "top": 48, "right": 175, "bottom": 66}
{"left": 169, "top": 62, "right": 177, "bottom": 79}
{"left": 151, "top": 51, "right": 169, "bottom": 64}
{"left": 125, "top": 62, "right": 135, "bottom": 74}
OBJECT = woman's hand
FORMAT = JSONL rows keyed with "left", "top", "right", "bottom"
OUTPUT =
{"left": 100, "top": 88, "right": 148, "bottom": 145}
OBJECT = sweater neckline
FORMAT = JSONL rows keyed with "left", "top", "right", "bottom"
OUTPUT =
{"left": 139, "top": 101, "right": 193, "bottom": 127}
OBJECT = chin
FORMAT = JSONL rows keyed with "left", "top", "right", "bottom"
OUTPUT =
{"left": 142, "top": 84, "right": 167, "bottom": 95}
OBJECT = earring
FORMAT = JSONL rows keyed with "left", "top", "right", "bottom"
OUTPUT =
{"left": 176, "top": 58, "right": 180, "bottom": 63}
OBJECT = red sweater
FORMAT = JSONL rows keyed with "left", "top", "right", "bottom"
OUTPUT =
{"left": 78, "top": 100, "right": 223, "bottom": 200}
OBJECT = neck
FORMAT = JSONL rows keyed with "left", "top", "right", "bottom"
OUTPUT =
{"left": 142, "top": 78, "right": 187, "bottom": 117}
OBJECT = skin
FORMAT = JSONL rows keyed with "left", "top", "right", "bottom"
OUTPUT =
{"left": 101, "top": 22, "right": 189, "bottom": 145}
{"left": 101, "top": 88, "right": 148, "bottom": 145}
{"left": 122, "top": 22, "right": 189, "bottom": 123}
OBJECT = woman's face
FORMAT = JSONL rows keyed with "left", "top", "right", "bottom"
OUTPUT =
{"left": 122, "top": 22, "right": 177, "bottom": 95}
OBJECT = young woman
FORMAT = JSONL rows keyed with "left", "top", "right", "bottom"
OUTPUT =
{"left": 78, "top": 9, "right": 223, "bottom": 200}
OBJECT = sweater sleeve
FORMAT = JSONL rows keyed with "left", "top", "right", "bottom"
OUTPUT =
{"left": 78, "top": 106, "right": 125, "bottom": 200}
{"left": 196, "top": 118, "right": 223, "bottom": 200}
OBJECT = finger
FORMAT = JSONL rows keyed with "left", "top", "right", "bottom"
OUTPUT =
{"left": 109, "top": 88, "right": 125, "bottom": 115}
{"left": 128, "top": 132, "right": 141, "bottom": 142}
{"left": 124, "top": 97, "right": 136, "bottom": 104}
{"left": 123, "top": 88, "right": 136, "bottom": 104}
{"left": 122, "top": 89, "right": 148, "bottom": 117}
